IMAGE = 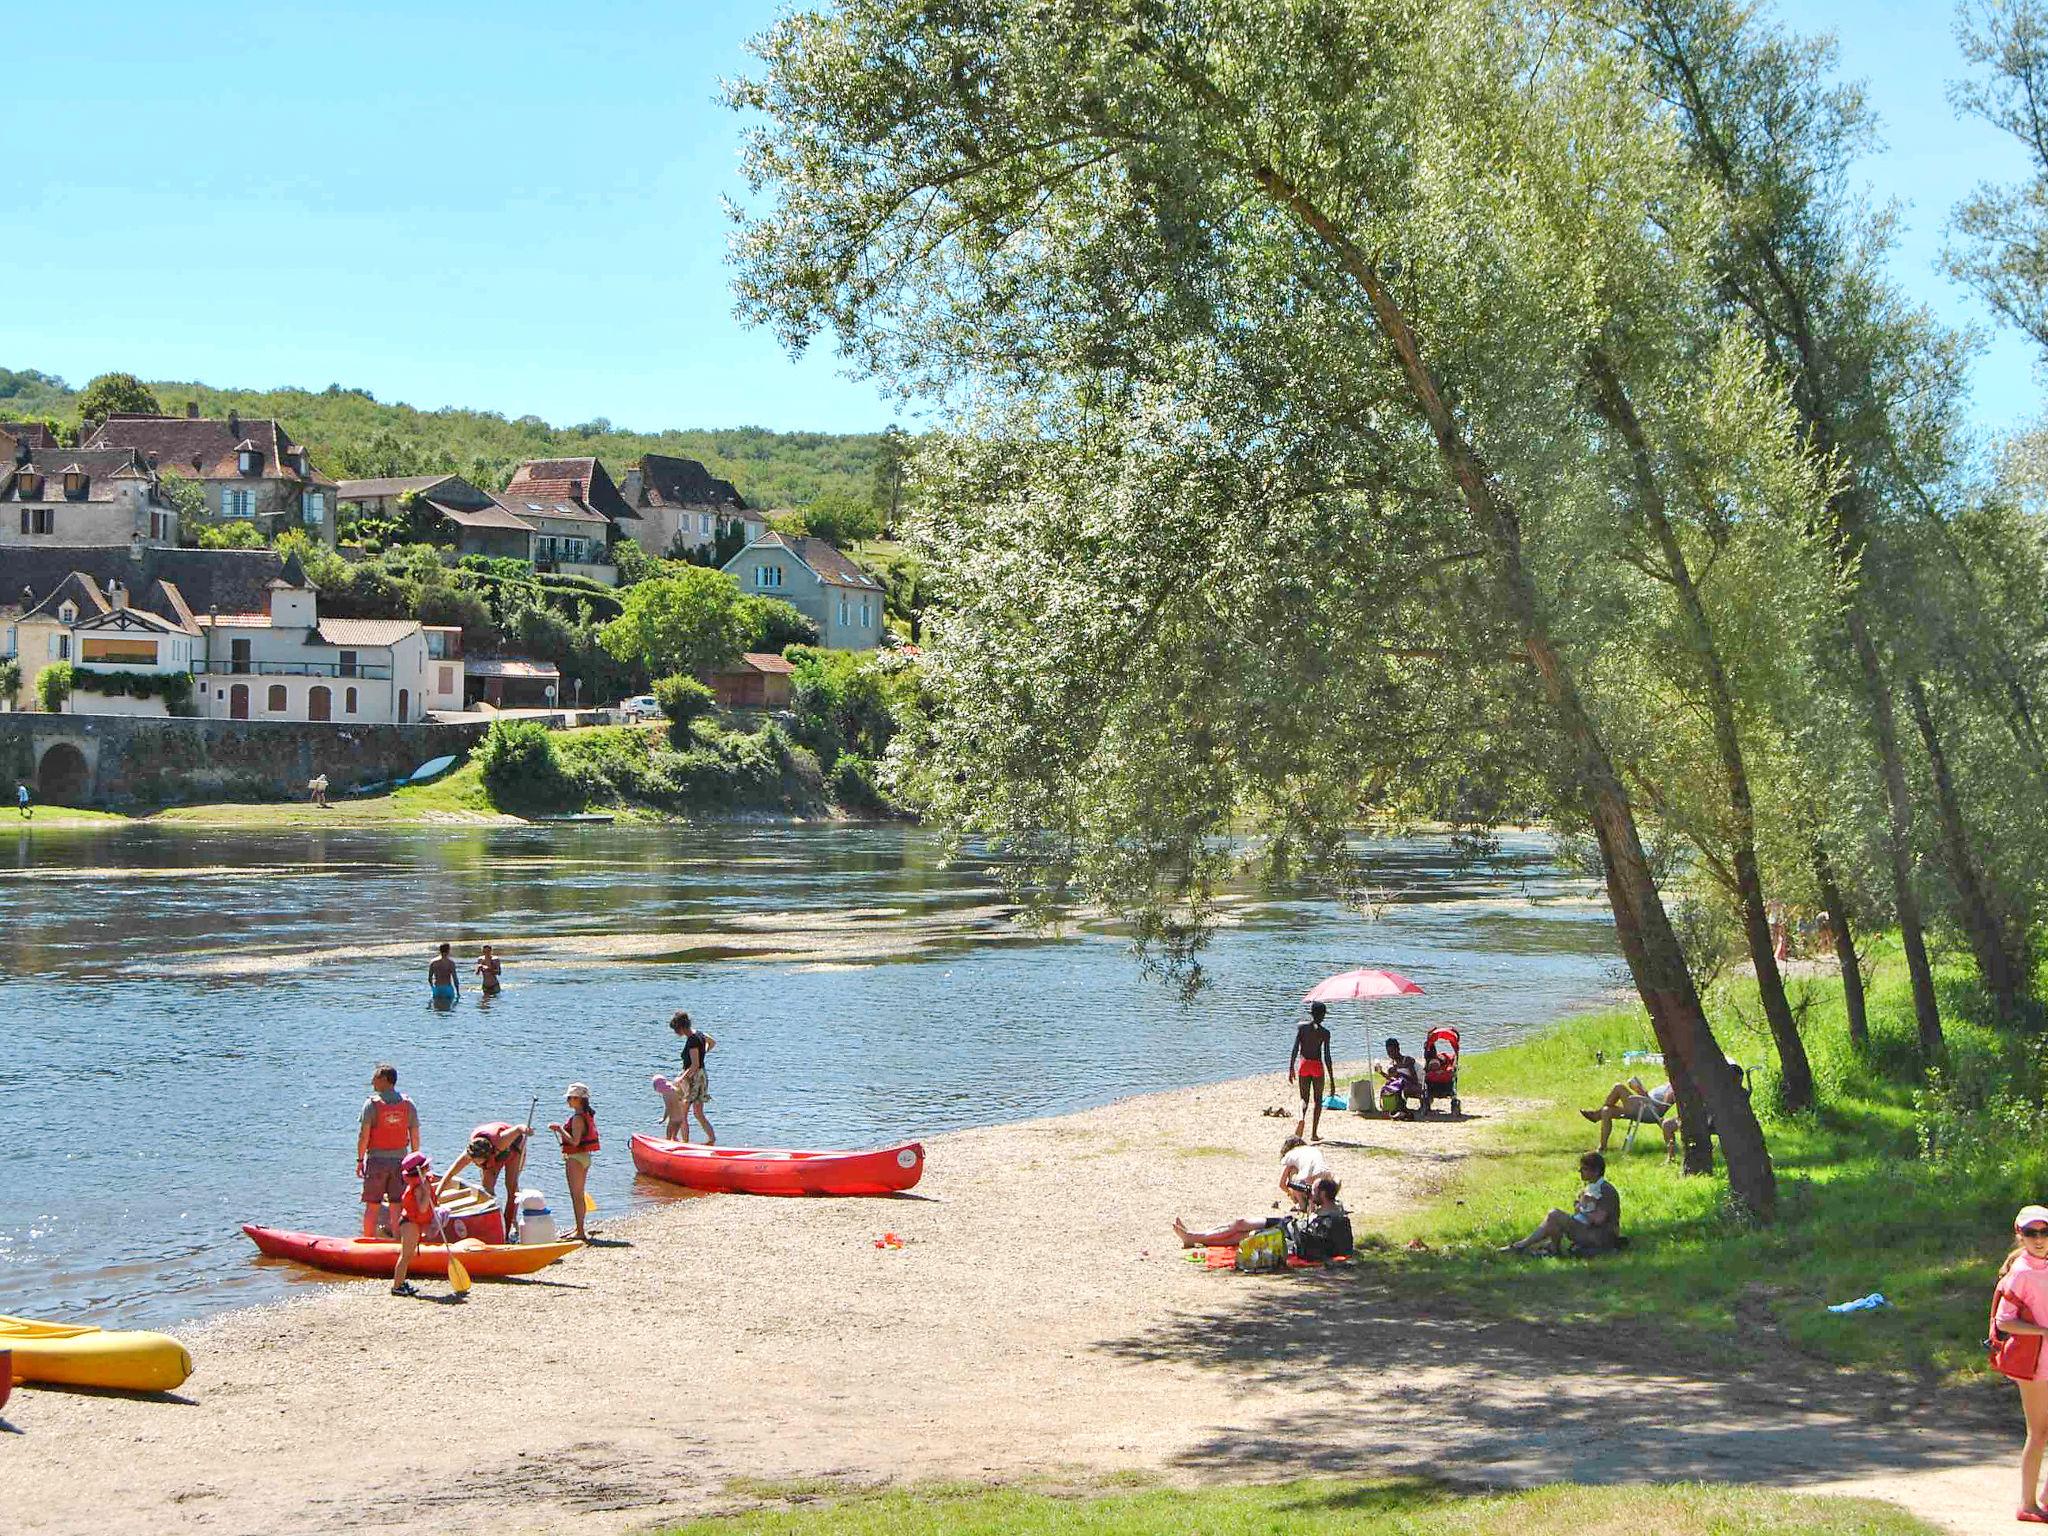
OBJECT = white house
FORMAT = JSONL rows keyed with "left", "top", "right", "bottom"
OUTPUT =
{"left": 12, "top": 572, "right": 201, "bottom": 716}
{"left": 191, "top": 553, "right": 435, "bottom": 723}
{"left": 721, "top": 533, "right": 886, "bottom": 650}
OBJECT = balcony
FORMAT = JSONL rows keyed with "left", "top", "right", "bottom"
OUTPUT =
{"left": 191, "top": 660, "right": 393, "bottom": 680}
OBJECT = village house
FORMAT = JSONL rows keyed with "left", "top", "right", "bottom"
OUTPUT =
{"left": 12, "top": 572, "right": 201, "bottom": 716}
{"left": 335, "top": 473, "right": 538, "bottom": 561}
{"left": 617, "top": 453, "right": 765, "bottom": 560}
{"left": 464, "top": 655, "right": 562, "bottom": 709}
{"left": 0, "top": 444, "right": 179, "bottom": 548}
{"left": 494, "top": 458, "right": 637, "bottom": 585}
{"left": 722, "top": 532, "right": 886, "bottom": 650}
{"left": 191, "top": 553, "right": 446, "bottom": 723}
{"left": 86, "top": 404, "right": 338, "bottom": 546}
{"left": 704, "top": 651, "right": 795, "bottom": 709}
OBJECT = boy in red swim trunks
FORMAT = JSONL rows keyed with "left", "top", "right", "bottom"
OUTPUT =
{"left": 1289, "top": 1001, "right": 1337, "bottom": 1141}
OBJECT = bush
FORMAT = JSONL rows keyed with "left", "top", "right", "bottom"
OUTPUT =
{"left": 69, "top": 667, "right": 195, "bottom": 714}
{"left": 35, "top": 661, "right": 72, "bottom": 712}
{"left": 654, "top": 675, "right": 715, "bottom": 730}
{"left": 475, "top": 719, "right": 574, "bottom": 811}
{"left": 830, "top": 752, "right": 888, "bottom": 814}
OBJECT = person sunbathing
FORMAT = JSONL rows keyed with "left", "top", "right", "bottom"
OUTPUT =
{"left": 1579, "top": 1076, "right": 1677, "bottom": 1156}
{"left": 1173, "top": 1175, "right": 1348, "bottom": 1251}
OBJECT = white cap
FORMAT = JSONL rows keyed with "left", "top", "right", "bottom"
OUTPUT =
{"left": 2016, "top": 1205, "right": 2048, "bottom": 1232}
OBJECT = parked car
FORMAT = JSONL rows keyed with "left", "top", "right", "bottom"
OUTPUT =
{"left": 621, "top": 694, "right": 662, "bottom": 723}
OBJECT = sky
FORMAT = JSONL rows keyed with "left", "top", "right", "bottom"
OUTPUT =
{"left": 7, "top": 0, "right": 2041, "bottom": 438}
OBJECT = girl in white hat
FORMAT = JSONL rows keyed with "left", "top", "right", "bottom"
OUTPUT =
{"left": 548, "top": 1084, "right": 600, "bottom": 1242}
{"left": 1995, "top": 1205, "right": 2048, "bottom": 1522}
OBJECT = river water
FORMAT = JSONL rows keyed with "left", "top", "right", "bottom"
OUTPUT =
{"left": 0, "top": 824, "right": 1617, "bottom": 1328}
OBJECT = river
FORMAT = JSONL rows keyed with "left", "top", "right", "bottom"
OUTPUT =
{"left": 0, "top": 824, "right": 1618, "bottom": 1328}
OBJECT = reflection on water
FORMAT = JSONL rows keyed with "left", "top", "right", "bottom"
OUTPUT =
{"left": 0, "top": 824, "right": 1617, "bottom": 1327}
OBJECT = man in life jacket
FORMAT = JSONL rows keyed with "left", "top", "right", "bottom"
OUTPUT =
{"left": 444, "top": 1119, "right": 530, "bottom": 1238}
{"left": 357, "top": 1063, "right": 421, "bottom": 1238}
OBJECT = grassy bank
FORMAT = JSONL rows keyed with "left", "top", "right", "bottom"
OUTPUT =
{"left": 1373, "top": 942, "right": 2028, "bottom": 1382}
{"left": 662, "top": 1478, "right": 1934, "bottom": 1535}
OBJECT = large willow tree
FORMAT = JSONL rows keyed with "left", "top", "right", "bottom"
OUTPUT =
{"left": 731, "top": 0, "right": 1779, "bottom": 1213}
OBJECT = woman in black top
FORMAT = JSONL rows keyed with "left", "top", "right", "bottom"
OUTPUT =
{"left": 669, "top": 1011, "right": 717, "bottom": 1144}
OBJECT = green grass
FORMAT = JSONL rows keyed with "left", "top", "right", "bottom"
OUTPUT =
{"left": 1376, "top": 939, "right": 2035, "bottom": 1380}
{"left": 661, "top": 1478, "right": 1936, "bottom": 1535}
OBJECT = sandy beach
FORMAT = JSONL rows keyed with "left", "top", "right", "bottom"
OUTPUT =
{"left": 0, "top": 1064, "right": 2006, "bottom": 1535}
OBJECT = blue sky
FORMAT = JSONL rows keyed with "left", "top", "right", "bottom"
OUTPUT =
{"left": 9, "top": 1, "right": 2039, "bottom": 437}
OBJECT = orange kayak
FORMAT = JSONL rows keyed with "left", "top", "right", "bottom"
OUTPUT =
{"left": 241, "top": 1225, "right": 580, "bottom": 1277}
{"left": 630, "top": 1134, "right": 924, "bottom": 1196}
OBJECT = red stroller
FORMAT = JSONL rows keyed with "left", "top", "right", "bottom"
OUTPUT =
{"left": 1423, "top": 1026, "right": 1461, "bottom": 1115}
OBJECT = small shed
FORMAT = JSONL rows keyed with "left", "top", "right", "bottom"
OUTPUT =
{"left": 466, "top": 654, "right": 562, "bottom": 709}
{"left": 705, "top": 651, "right": 795, "bottom": 709}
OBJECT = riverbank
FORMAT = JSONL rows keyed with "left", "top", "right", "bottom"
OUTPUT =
{"left": 0, "top": 1039, "right": 2004, "bottom": 1536}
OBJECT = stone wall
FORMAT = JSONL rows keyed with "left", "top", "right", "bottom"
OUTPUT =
{"left": 0, "top": 712, "right": 487, "bottom": 807}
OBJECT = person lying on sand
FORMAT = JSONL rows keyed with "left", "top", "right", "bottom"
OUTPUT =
{"left": 1579, "top": 1076, "right": 1677, "bottom": 1156}
{"left": 1173, "top": 1176, "right": 1352, "bottom": 1259}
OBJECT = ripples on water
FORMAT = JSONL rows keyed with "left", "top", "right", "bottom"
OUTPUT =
{"left": 0, "top": 824, "right": 1617, "bottom": 1327}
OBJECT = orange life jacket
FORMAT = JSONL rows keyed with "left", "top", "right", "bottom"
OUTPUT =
{"left": 399, "top": 1181, "right": 437, "bottom": 1229}
{"left": 366, "top": 1095, "right": 412, "bottom": 1155}
{"left": 563, "top": 1109, "right": 599, "bottom": 1154}
{"left": 471, "top": 1121, "right": 521, "bottom": 1169}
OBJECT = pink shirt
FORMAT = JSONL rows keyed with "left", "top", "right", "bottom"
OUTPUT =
{"left": 1999, "top": 1254, "right": 2048, "bottom": 1378}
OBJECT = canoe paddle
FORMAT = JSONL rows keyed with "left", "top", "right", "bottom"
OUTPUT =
{"left": 433, "top": 1204, "right": 472, "bottom": 1295}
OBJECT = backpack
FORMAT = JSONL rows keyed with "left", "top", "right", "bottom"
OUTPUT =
{"left": 1283, "top": 1208, "right": 1355, "bottom": 1264}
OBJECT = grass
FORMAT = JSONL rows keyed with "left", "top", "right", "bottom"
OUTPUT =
{"left": 660, "top": 1478, "right": 1936, "bottom": 1535}
{"left": 1374, "top": 938, "right": 2034, "bottom": 1381}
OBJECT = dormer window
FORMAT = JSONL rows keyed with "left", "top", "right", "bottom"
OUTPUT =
{"left": 57, "top": 601, "right": 76, "bottom": 624}
{"left": 17, "top": 472, "right": 40, "bottom": 499}
{"left": 236, "top": 440, "right": 260, "bottom": 476}
{"left": 63, "top": 469, "right": 85, "bottom": 497}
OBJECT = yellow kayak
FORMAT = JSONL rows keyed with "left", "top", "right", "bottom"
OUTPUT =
{"left": 0, "top": 1314, "right": 193, "bottom": 1394}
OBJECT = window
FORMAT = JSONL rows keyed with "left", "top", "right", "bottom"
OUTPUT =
{"left": 20, "top": 507, "right": 52, "bottom": 535}
{"left": 860, "top": 597, "right": 872, "bottom": 627}
{"left": 238, "top": 449, "right": 257, "bottom": 475}
{"left": 339, "top": 651, "right": 358, "bottom": 678}
{"left": 63, "top": 470, "right": 85, "bottom": 497}
{"left": 2, "top": 626, "right": 13, "bottom": 655}
{"left": 82, "top": 638, "right": 156, "bottom": 664}
{"left": 149, "top": 510, "right": 172, "bottom": 541}
{"left": 345, "top": 686, "right": 358, "bottom": 715}
{"left": 837, "top": 593, "right": 849, "bottom": 627}
{"left": 438, "top": 666, "right": 454, "bottom": 694}
{"left": 755, "top": 563, "right": 783, "bottom": 589}
{"left": 57, "top": 601, "right": 76, "bottom": 624}
{"left": 47, "top": 634, "right": 63, "bottom": 660}
{"left": 303, "top": 492, "right": 325, "bottom": 526}
{"left": 699, "top": 513, "right": 714, "bottom": 535}
{"left": 230, "top": 638, "right": 251, "bottom": 674}
{"left": 222, "top": 487, "right": 255, "bottom": 519}
{"left": 267, "top": 684, "right": 288, "bottom": 712}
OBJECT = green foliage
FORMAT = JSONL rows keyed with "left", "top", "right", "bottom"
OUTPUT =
{"left": 784, "top": 646, "right": 906, "bottom": 772}
{"left": 550, "top": 720, "right": 822, "bottom": 816}
{"left": 193, "top": 520, "right": 266, "bottom": 548}
{"left": 35, "top": 661, "right": 71, "bottom": 712}
{"left": 69, "top": 667, "right": 195, "bottom": 713}
{"left": 656, "top": 1479, "right": 1936, "bottom": 1536}
{"left": 738, "top": 594, "right": 817, "bottom": 652}
{"left": 474, "top": 719, "right": 573, "bottom": 811}
{"left": 829, "top": 752, "right": 887, "bottom": 815}
{"left": 791, "top": 488, "right": 882, "bottom": 547}
{"left": 599, "top": 569, "right": 751, "bottom": 678}
{"left": 0, "top": 657, "right": 19, "bottom": 703}
{"left": 654, "top": 674, "right": 715, "bottom": 730}
{"left": 75, "top": 372, "right": 160, "bottom": 432}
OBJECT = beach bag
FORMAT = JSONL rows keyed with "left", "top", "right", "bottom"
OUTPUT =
{"left": 1990, "top": 1283, "right": 2044, "bottom": 1381}
{"left": 1236, "top": 1227, "right": 1286, "bottom": 1273}
{"left": 1283, "top": 1209, "right": 1355, "bottom": 1264}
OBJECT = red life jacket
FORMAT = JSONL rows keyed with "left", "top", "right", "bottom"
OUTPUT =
{"left": 471, "top": 1121, "right": 521, "bottom": 1168}
{"left": 564, "top": 1109, "right": 600, "bottom": 1154}
{"left": 398, "top": 1181, "right": 437, "bottom": 1229}
{"left": 366, "top": 1095, "right": 413, "bottom": 1155}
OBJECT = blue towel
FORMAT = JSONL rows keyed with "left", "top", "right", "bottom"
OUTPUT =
{"left": 1826, "top": 1292, "right": 1888, "bottom": 1313}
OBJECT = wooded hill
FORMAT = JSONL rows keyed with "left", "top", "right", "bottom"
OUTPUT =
{"left": 0, "top": 366, "right": 888, "bottom": 510}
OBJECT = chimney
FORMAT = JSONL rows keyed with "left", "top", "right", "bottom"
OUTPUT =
{"left": 227, "top": 409, "right": 240, "bottom": 437}
{"left": 570, "top": 478, "right": 583, "bottom": 501}
{"left": 108, "top": 579, "right": 127, "bottom": 609}
{"left": 185, "top": 401, "right": 199, "bottom": 419}
{"left": 147, "top": 451, "right": 158, "bottom": 469}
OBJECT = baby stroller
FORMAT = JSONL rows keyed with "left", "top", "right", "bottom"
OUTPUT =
{"left": 1423, "top": 1026, "right": 1461, "bottom": 1115}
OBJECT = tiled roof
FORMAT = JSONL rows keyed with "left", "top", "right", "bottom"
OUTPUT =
{"left": 503, "top": 457, "right": 635, "bottom": 524}
{"left": 313, "top": 617, "right": 420, "bottom": 647}
{"left": 736, "top": 651, "right": 794, "bottom": 674}
{"left": 0, "top": 548, "right": 285, "bottom": 617}
{"left": 1, "top": 421, "right": 59, "bottom": 450}
{"left": 433, "top": 498, "right": 537, "bottom": 533}
{"left": 467, "top": 654, "right": 560, "bottom": 679}
{"left": 336, "top": 474, "right": 459, "bottom": 501}
{"left": 494, "top": 494, "right": 609, "bottom": 527}
{"left": 0, "top": 447, "right": 163, "bottom": 504}
{"left": 21, "top": 572, "right": 110, "bottom": 621}
{"left": 74, "top": 604, "right": 193, "bottom": 636}
{"left": 620, "top": 454, "right": 747, "bottom": 513}
{"left": 85, "top": 413, "right": 326, "bottom": 486}
{"left": 735, "top": 532, "right": 884, "bottom": 591}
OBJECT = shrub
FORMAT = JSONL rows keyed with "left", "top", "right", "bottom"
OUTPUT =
{"left": 35, "top": 661, "right": 72, "bottom": 712}
{"left": 654, "top": 675, "right": 715, "bottom": 730}
{"left": 69, "top": 667, "right": 195, "bottom": 714}
{"left": 475, "top": 719, "right": 573, "bottom": 811}
{"left": 830, "top": 752, "right": 887, "bottom": 814}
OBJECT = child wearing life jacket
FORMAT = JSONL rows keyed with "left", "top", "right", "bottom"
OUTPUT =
{"left": 548, "top": 1083, "right": 600, "bottom": 1242}
{"left": 391, "top": 1152, "right": 456, "bottom": 1298}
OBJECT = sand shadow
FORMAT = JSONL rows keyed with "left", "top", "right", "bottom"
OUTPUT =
{"left": 13, "top": 1383, "right": 199, "bottom": 1405}
{"left": 579, "top": 1235, "right": 634, "bottom": 1249}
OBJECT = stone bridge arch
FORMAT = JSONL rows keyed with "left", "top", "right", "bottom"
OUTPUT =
{"left": 32, "top": 732, "right": 99, "bottom": 805}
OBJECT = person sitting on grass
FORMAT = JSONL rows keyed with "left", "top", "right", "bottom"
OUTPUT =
{"left": 1579, "top": 1076, "right": 1678, "bottom": 1157}
{"left": 1502, "top": 1152, "right": 1621, "bottom": 1256}
{"left": 1172, "top": 1175, "right": 1350, "bottom": 1256}
{"left": 1377, "top": 1038, "right": 1424, "bottom": 1118}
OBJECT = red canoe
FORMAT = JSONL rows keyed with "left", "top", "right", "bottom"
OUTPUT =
{"left": 629, "top": 1134, "right": 924, "bottom": 1196}
{"left": 241, "top": 1225, "right": 581, "bottom": 1277}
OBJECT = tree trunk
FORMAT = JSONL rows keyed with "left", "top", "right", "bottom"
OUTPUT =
{"left": 1812, "top": 838, "right": 1868, "bottom": 1048}
{"left": 1907, "top": 675, "right": 2031, "bottom": 1026}
{"left": 1583, "top": 350, "right": 1815, "bottom": 1114}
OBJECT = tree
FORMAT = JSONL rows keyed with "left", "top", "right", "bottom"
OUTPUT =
{"left": 1948, "top": 0, "right": 2048, "bottom": 353}
{"left": 76, "top": 373, "right": 160, "bottom": 434}
{"left": 598, "top": 568, "right": 751, "bottom": 678}
{"left": 732, "top": 0, "right": 1777, "bottom": 1210}
{"left": 740, "top": 594, "right": 819, "bottom": 652}
{"left": 797, "top": 489, "right": 883, "bottom": 547}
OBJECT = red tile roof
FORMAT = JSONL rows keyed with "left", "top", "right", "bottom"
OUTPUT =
{"left": 0, "top": 447, "right": 164, "bottom": 504}
{"left": 85, "top": 413, "right": 329, "bottom": 487}
{"left": 504, "top": 457, "right": 635, "bottom": 525}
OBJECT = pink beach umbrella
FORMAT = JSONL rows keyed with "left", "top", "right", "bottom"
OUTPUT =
{"left": 1304, "top": 968, "right": 1424, "bottom": 1003}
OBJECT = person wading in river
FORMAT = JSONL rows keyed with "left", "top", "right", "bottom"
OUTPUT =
{"left": 474, "top": 945, "right": 503, "bottom": 997}
{"left": 428, "top": 943, "right": 460, "bottom": 1008}
{"left": 1289, "top": 1001, "right": 1337, "bottom": 1141}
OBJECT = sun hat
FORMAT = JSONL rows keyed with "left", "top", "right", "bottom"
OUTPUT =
{"left": 401, "top": 1152, "right": 431, "bottom": 1176}
{"left": 565, "top": 1082, "right": 591, "bottom": 1102}
{"left": 2017, "top": 1204, "right": 2048, "bottom": 1232}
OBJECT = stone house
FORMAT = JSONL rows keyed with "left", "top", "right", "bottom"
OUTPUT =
{"left": 336, "top": 473, "right": 538, "bottom": 561}
{"left": 12, "top": 571, "right": 202, "bottom": 715}
{"left": 617, "top": 454, "right": 765, "bottom": 560}
{"left": 0, "top": 445, "right": 179, "bottom": 548}
{"left": 495, "top": 458, "right": 637, "bottom": 584}
{"left": 86, "top": 405, "right": 338, "bottom": 546}
{"left": 721, "top": 533, "right": 886, "bottom": 650}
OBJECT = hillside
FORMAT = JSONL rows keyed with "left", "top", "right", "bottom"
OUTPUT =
{"left": 0, "top": 366, "right": 888, "bottom": 511}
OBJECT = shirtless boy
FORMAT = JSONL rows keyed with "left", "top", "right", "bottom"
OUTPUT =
{"left": 1289, "top": 1001, "right": 1337, "bottom": 1140}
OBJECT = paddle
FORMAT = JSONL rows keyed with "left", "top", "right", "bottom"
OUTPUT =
{"left": 432, "top": 1204, "right": 472, "bottom": 1295}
